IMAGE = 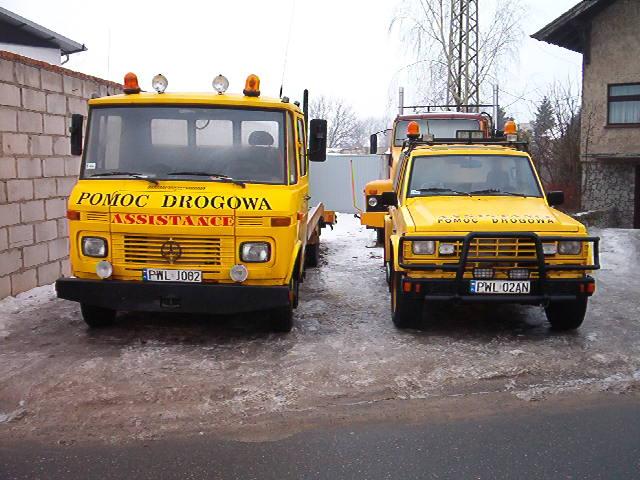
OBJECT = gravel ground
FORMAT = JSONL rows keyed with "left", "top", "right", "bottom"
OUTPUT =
{"left": 0, "top": 216, "right": 639, "bottom": 444}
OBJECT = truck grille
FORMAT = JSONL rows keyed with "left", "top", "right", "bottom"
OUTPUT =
{"left": 112, "top": 234, "right": 235, "bottom": 268}
{"left": 464, "top": 238, "right": 537, "bottom": 259}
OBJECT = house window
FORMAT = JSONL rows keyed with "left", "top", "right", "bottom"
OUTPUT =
{"left": 608, "top": 83, "right": 640, "bottom": 125}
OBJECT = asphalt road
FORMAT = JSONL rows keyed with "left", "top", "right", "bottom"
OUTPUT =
{"left": 2, "top": 393, "right": 639, "bottom": 479}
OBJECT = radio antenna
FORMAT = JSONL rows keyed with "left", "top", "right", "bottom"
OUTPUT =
{"left": 279, "top": 0, "right": 296, "bottom": 98}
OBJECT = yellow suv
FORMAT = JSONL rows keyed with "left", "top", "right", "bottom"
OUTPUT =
{"left": 384, "top": 124, "right": 600, "bottom": 330}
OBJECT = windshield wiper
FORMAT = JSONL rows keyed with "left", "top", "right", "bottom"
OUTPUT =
{"left": 415, "top": 187, "right": 471, "bottom": 196}
{"left": 167, "top": 172, "right": 246, "bottom": 188}
{"left": 90, "top": 171, "right": 158, "bottom": 185}
{"left": 469, "top": 188, "right": 528, "bottom": 197}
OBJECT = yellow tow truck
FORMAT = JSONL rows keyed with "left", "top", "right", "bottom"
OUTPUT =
{"left": 364, "top": 110, "right": 493, "bottom": 242}
{"left": 56, "top": 72, "right": 334, "bottom": 332}
{"left": 384, "top": 121, "right": 600, "bottom": 330}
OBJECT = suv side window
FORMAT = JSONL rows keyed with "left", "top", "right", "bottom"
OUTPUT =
{"left": 297, "top": 118, "right": 307, "bottom": 176}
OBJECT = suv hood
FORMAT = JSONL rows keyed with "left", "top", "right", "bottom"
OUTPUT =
{"left": 405, "top": 196, "right": 582, "bottom": 233}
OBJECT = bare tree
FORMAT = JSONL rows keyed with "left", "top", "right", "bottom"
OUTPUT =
{"left": 391, "top": 0, "right": 525, "bottom": 106}
{"left": 531, "top": 80, "right": 582, "bottom": 209}
{"left": 309, "top": 96, "right": 361, "bottom": 149}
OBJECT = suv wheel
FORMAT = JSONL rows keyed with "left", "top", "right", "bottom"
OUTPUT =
{"left": 391, "top": 272, "right": 422, "bottom": 329}
{"left": 545, "top": 298, "right": 588, "bottom": 331}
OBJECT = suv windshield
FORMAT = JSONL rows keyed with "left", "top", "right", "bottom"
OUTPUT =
{"left": 83, "top": 106, "right": 286, "bottom": 184}
{"left": 394, "top": 119, "right": 481, "bottom": 146}
{"left": 407, "top": 154, "right": 542, "bottom": 198}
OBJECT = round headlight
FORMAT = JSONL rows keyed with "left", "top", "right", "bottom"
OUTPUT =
{"left": 213, "top": 74, "right": 229, "bottom": 94}
{"left": 412, "top": 240, "right": 435, "bottom": 255}
{"left": 230, "top": 264, "right": 249, "bottom": 282}
{"left": 151, "top": 74, "right": 168, "bottom": 93}
{"left": 559, "top": 241, "right": 582, "bottom": 255}
{"left": 368, "top": 196, "right": 378, "bottom": 208}
{"left": 96, "top": 260, "right": 113, "bottom": 279}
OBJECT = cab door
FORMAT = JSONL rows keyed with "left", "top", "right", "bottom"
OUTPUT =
{"left": 286, "top": 113, "right": 307, "bottom": 249}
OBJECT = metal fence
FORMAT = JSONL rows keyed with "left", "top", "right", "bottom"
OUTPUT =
{"left": 309, "top": 154, "right": 388, "bottom": 214}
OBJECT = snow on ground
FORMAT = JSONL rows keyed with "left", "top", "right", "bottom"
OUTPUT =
{"left": 0, "top": 216, "right": 639, "bottom": 442}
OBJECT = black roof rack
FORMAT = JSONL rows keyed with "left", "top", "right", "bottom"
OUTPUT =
{"left": 402, "top": 137, "right": 530, "bottom": 155}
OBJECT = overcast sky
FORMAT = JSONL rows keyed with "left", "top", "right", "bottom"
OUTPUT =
{"left": 3, "top": 0, "right": 583, "bottom": 122}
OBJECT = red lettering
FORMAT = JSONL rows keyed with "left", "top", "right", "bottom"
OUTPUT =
{"left": 136, "top": 214, "right": 147, "bottom": 225}
{"left": 112, "top": 213, "right": 123, "bottom": 224}
{"left": 198, "top": 217, "right": 208, "bottom": 227}
{"left": 156, "top": 215, "right": 168, "bottom": 226}
{"left": 125, "top": 214, "right": 135, "bottom": 224}
{"left": 183, "top": 216, "right": 194, "bottom": 226}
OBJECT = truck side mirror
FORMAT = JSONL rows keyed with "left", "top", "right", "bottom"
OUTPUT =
{"left": 309, "top": 119, "right": 327, "bottom": 162}
{"left": 547, "top": 191, "right": 564, "bottom": 207}
{"left": 70, "top": 114, "right": 84, "bottom": 156}
{"left": 381, "top": 191, "right": 398, "bottom": 207}
{"left": 369, "top": 134, "right": 378, "bottom": 154}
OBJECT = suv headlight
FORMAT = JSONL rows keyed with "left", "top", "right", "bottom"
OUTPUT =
{"left": 412, "top": 240, "right": 435, "bottom": 255}
{"left": 558, "top": 241, "right": 582, "bottom": 255}
{"left": 82, "top": 236, "right": 107, "bottom": 257}
{"left": 240, "top": 242, "right": 271, "bottom": 263}
{"left": 542, "top": 242, "right": 558, "bottom": 256}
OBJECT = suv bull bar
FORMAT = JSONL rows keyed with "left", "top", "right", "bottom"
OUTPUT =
{"left": 398, "top": 231, "right": 600, "bottom": 277}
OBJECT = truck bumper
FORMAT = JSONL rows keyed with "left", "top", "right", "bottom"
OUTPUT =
{"left": 55, "top": 278, "right": 290, "bottom": 314}
{"left": 401, "top": 276, "right": 596, "bottom": 305}
{"left": 360, "top": 212, "right": 384, "bottom": 229}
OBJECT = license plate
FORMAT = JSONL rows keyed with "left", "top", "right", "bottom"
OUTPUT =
{"left": 142, "top": 269, "right": 202, "bottom": 283}
{"left": 470, "top": 280, "right": 530, "bottom": 294}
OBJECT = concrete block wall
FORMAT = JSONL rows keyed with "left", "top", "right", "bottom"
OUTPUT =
{"left": 0, "top": 51, "right": 122, "bottom": 299}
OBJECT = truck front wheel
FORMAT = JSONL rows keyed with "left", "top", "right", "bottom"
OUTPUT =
{"left": 270, "top": 277, "right": 298, "bottom": 333}
{"left": 391, "top": 273, "right": 422, "bottom": 329}
{"left": 376, "top": 228, "right": 385, "bottom": 244}
{"left": 80, "top": 304, "right": 116, "bottom": 328}
{"left": 545, "top": 298, "right": 588, "bottom": 331}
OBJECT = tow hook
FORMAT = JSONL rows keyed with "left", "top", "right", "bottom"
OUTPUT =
{"left": 160, "top": 295, "right": 181, "bottom": 309}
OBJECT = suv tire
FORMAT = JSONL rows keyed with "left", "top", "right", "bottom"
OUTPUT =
{"left": 545, "top": 298, "right": 587, "bottom": 331}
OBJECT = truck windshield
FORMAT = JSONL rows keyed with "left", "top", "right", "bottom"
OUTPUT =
{"left": 407, "top": 154, "right": 542, "bottom": 198}
{"left": 394, "top": 119, "right": 481, "bottom": 146}
{"left": 82, "top": 106, "right": 287, "bottom": 184}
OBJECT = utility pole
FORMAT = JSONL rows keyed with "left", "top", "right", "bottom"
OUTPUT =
{"left": 447, "top": 0, "right": 480, "bottom": 111}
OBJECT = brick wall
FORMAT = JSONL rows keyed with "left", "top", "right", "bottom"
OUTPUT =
{"left": 0, "top": 51, "right": 122, "bottom": 299}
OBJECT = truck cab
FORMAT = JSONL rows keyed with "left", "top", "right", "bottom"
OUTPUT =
{"left": 362, "top": 111, "right": 492, "bottom": 242}
{"left": 384, "top": 122, "right": 600, "bottom": 330}
{"left": 56, "top": 73, "right": 331, "bottom": 332}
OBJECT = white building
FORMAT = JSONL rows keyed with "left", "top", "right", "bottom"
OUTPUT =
{"left": 0, "top": 6, "right": 86, "bottom": 65}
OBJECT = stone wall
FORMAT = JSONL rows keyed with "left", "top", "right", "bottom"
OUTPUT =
{"left": 0, "top": 51, "right": 121, "bottom": 299}
{"left": 582, "top": 160, "right": 636, "bottom": 228}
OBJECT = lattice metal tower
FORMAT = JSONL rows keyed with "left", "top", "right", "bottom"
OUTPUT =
{"left": 447, "top": 0, "right": 480, "bottom": 111}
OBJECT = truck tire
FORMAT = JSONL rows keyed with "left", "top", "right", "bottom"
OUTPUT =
{"left": 270, "top": 305, "right": 294, "bottom": 333}
{"left": 305, "top": 242, "right": 320, "bottom": 268}
{"left": 545, "top": 298, "right": 588, "bottom": 331}
{"left": 80, "top": 303, "right": 116, "bottom": 328}
{"left": 390, "top": 273, "right": 422, "bottom": 329}
{"left": 270, "top": 277, "right": 298, "bottom": 332}
{"left": 376, "top": 228, "right": 385, "bottom": 244}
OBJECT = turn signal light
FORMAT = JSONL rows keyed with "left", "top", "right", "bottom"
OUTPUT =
{"left": 407, "top": 121, "right": 421, "bottom": 139}
{"left": 123, "top": 72, "right": 141, "bottom": 94}
{"left": 66, "top": 210, "right": 80, "bottom": 220}
{"left": 580, "top": 283, "right": 596, "bottom": 294}
{"left": 271, "top": 217, "right": 292, "bottom": 227}
{"left": 243, "top": 74, "right": 261, "bottom": 97}
{"left": 403, "top": 281, "right": 412, "bottom": 293}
